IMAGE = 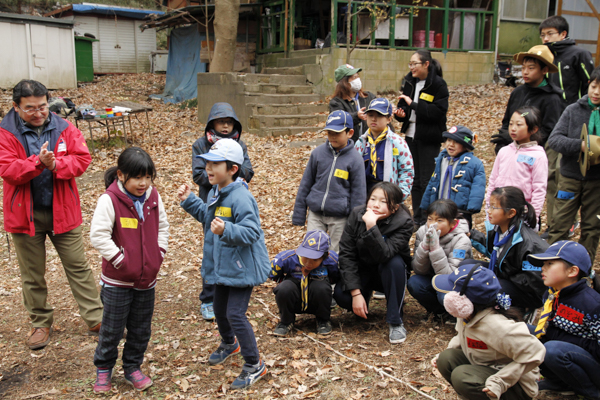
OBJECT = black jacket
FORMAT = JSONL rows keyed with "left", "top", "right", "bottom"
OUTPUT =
{"left": 471, "top": 221, "right": 548, "bottom": 307}
{"left": 546, "top": 38, "right": 595, "bottom": 106}
{"left": 394, "top": 70, "right": 449, "bottom": 144}
{"left": 493, "top": 82, "right": 565, "bottom": 153}
{"left": 338, "top": 205, "right": 413, "bottom": 292}
{"left": 329, "top": 91, "right": 376, "bottom": 141}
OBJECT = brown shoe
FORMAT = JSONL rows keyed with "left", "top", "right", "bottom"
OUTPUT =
{"left": 87, "top": 322, "right": 101, "bottom": 336}
{"left": 28, "top": 327, "right": 52, "bottom": 350}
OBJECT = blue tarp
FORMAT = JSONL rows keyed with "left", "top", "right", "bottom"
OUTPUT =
{"left": 71, "top": 4, "right": 164, "bottom": 20}
{"left": 150, "top": 25, "right": 206, "bottom": 104}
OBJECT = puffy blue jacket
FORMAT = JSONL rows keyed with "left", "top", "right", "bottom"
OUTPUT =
{"left": 180, "top": 182, "right": 270, "bottom": 287}
{"left": 420, "top": 149, "right": 486, "bottom": 214}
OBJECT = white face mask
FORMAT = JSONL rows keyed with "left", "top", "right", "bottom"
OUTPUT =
{"left": 350, "top": 78, "right": 362, "bottom": 92}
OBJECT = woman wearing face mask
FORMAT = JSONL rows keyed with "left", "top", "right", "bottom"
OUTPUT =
{"left": 329, "top": 64, "right": 376, "bottom": 142}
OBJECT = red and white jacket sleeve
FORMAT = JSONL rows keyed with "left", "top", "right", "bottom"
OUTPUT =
{"left": 90, "top": 194, "right": 122, "bottom": 267}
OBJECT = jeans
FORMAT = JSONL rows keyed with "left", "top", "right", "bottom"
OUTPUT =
{"left": 213, "top": 285, "right": 259, "bottom": 365}
{"left": 94, "top": 286, "right": 154, "bottom": 373}
{"left": 333, "top": 254, "right": 407, "bottom": 325}
{"left": 407, "top": 274, "right": 446, "bottom": 315}
{"left": 273, "top": 277, "right": 332, "bottom": 324}
{"left": 540, "top": 340, "right": 600, "bottom": 399}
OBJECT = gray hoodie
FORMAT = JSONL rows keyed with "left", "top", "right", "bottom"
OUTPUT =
{"left": 412, "top": 218, "right": 472, "bottom": 276}
{"left": 292, "top": 140, "right": 366, "bottom": 225}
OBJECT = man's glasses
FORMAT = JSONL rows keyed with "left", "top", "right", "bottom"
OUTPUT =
{"left": 540, "top": 31, "right": 559, "bottom": 39}
{"left": 17, "top": 105, "right": 49, "bottom": 115}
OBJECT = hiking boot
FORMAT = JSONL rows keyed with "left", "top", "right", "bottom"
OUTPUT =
{"left": 230, "top": 360, "right": 267, "bottom": 390}
{"left": 388, "top": 323, "right": 407, "bottom": 344}
{"left": 273, "top": 322, "right": 293, "bottom": 337}
{"left": 208, "top": 339, "right": 240, "bottom": 365}
{"left": 88, "top": 322, "right": 101, "bottom": 336}
{"left": 372, "top": 291, "right": 386, "bottom": 300}
{"left": 316, "top": 319, "right": 332, "bottom": 336}
{"left": 124, "top": 369, "right": 153, "bottom": 391}
{"left": 93, "top": 368, "right": 112, "bottom": 393}
{"left": 569, "top": 221, "right": 580, "bottom": 238}
{"left": 201, "top": 302, "right": 215, "bottom": 321}
{"left": 27, "top": 327, "right": 52, "bottom": 350}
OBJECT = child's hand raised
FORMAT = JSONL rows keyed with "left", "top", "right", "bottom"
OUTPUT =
{"left": 177, "top": 184, "right": 191, "bottom": 202}
{"left": 211, "top": 217, "right": 225, "bottom": 236}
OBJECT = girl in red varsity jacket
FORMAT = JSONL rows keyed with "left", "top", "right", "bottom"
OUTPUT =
{"left": 89, "top": 147, "right": 169, "bottom": 393}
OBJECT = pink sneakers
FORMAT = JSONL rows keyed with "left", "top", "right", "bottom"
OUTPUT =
{"left": 124, "top": 369, "right": 153, "bottom": 391}
{"left": 93, "top": 369, "right": 112, "bottom": 393}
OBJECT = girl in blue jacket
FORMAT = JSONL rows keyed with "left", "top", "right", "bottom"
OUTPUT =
{"left": 178, "top": 139, "right": 271, "bottom": 391}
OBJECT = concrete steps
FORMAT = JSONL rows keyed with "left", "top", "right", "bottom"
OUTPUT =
{"left": 244, "top": 92, "right": 324, "bottom": 105}
{"left": 276, "top": 55, "right": 321, "bottom": 68}
{"left": 248, "top": 113, "right": 327, "bottom": 129}
{"left": 262, "top": 66, "right": 305, "bottom": 75}
{"left": 243, "top": 83, "right": 315, "bottom": 95}
{"left": 249, "top": 126, "right": 324, "bottom": 137}
{"left": 239, "top": 73, "right": 306, "bottom": 85}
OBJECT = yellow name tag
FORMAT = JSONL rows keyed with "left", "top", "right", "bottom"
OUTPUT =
{"left": 419, "top": 92, "right": 434, "bottom": 102}
{"left": 120, "top": 217, "right": 138, "bottom": 229}
{"left": 393, "top": 148, "right": 399, "bottom": 156}
{"left": 215, "top": 207, "right": 232, "bottom": 217}
{"left": 333, "top": 169, "right": 349, "bottom": 180}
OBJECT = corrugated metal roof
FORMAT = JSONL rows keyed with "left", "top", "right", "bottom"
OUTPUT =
{"left": 0, "top": 12, "right": 74, "bottom": 28}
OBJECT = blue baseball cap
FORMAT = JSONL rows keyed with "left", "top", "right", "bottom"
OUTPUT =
{"left": 198, "top": 138, "right": 244, "bottom": 165}
{"left": 366, "top": 98, "right": 393, "bottom": 116}
{"left": 296, "top": 230, "right": 330, "bottom": 259}
{"left": 528, "top": 240, "right": 592, "bottom": 274}
{"left": 433, "top": 264, "right": 502, "bottom": 305}
{"left": 323, "top": 110, "right": 354, "bottom": 132}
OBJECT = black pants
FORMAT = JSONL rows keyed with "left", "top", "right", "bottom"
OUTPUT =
{"left": 334, "top": 254, "right": 407, "bottom": 325}
{"left": 406, "top": 137, "right": 440, "bottom": 226}
{"left": 458, "top": 260, "right": 542, "bottom": 310}
{"left": 94, "top": 286, "right": 155, "bottom": 373}
{"left": 199, "top": 278, "right": 215, "bottom": 304}
{"left": 274, "top": 277, "right": 332, "bottom": 325}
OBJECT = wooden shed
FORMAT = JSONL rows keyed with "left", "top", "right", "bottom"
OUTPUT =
{"left": 45, "top": 3, "right": 164, "bottom": 74}
{"left": 0, "top": 13, "right": 77, "bottom": 89}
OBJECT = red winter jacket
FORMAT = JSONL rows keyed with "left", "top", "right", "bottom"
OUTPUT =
{"left": 0, "top": 110, "right": 91, "bottom": 236}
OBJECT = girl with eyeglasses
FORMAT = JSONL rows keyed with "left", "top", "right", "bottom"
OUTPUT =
{"left": 394, "top": 49, "right": 449, "bottom": 227}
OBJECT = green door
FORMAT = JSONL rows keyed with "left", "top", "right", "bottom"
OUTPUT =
{"left": 74, "top": 36, "right": 98, "bottom": 82}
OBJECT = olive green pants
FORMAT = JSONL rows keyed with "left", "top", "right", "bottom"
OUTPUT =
{"left": 12, "top": 209, "right": 103, "bottom": 328}
{"left": 437, "top": 348, "right": 531, "bottom": 400}
{"left": 548, "top": 175, "right": 600, "bottom": 264}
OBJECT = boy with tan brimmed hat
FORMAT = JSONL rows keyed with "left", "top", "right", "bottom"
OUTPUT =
{"left": 491, "top": 45, "right": 566, "bottom": 237}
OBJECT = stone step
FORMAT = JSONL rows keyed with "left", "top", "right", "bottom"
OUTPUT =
{"left": 249, "top": 126, "right": 323, "bottom": 137}
{"left": 262, "top": 66, "right": 305, "bottom": 75}
{"left": 239, "top": 73, "right": 307, "bottom": 85}
{"left": 248, "top": 113, "right": 327, "bottom": 129}
{"left": 277, "top": 56, "right": 320, "bottom": 68}
{"left": 244, "top": 83, "right": 314, "bottom": 95}
{"left": 243, "top": 92, "right": 324, "bottom": 105}
{"left": 248, "top": 103, "right": 329, "bottom": 116}
{"left": 286, "top": 48, "right": 330, "bottom": 58}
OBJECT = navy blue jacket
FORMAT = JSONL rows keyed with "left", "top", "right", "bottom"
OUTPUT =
{"left": 292, "top": 140, "right": 366, "bottom": 226}
{"left": 269, "top": 250, "right": 340, "bottom": 284}
{"left": 541, "top": 279, "right": 600, "bottom": 361}
{"left": 420, "top": 149, "right": 486, "bottom": 214}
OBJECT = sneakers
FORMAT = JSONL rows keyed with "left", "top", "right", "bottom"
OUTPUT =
{"left": 569, "top": 221, "right": 580, "bottom": 238}
{"left": 27, "top": 327, "right": 52, "bottom": 350}
{"left": 372, "top": 291, "right": 386, "bottom": 300}
{"left": 316, "top": 319, "right": 332, "bottom": 336}
{"left": 88, "top": 322, "right": 101, "bottom": 336}
{"left": 93, "top": 368, "right": 112, "bottom": 393}
{"left": 388, "top": 323, "right": 407, "bottom": 344}
{"left": 124, "top": 369, "right": 153, "bottom": 391}
{"left": 273, "top": 322, "right": 293, "bottom": 337}
{"left": 231, "top": 360, "right": 267, "bottom": 390}
{"left": 330, "top": 297, "right": 337, "bottom": 308}
{"left": 201, "top": 302, "right": 215, "bottom": 320}
{"left": 208, "top": 339, "right": 241, "bottom": 365}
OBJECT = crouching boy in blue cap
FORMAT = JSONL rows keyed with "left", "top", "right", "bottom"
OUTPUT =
{"left": 528, "top": 240, "right": 600, "bottom": 398}
{"left": 269, "top": 230, "right": 340, "bottom": 337}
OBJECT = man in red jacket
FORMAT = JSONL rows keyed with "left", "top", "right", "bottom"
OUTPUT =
{"left": 0, "top": 80, "right": 103, "bottom": 349}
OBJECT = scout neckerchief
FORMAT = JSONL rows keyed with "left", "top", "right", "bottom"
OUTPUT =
{"left": 299, "top": 257, "right": 309, "bottom": 311}
{"left": 124, "top": 189, "right": 146, "bottom": 221}
{"left": 367, "top": 127, "right": 388, "bottom": 179}
{"left": 588, "top": 98, "right": 600, "bottom": 137}
{"left": 488, "top": 225, "right": 516, "bottom": 271}
{"left": 534, "top": 287, "right": 559, "bottom": 338}
{"left": 443, "top": 156, "right": 455, "bottom": 198}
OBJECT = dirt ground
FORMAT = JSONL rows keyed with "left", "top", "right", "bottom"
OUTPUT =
{"left": 0, "top": 74, "right": 587, "bottom": 399}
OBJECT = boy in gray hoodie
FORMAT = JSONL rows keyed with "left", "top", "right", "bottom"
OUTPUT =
{"left": 292, "top": 110, "right": 366, "bottom": 252}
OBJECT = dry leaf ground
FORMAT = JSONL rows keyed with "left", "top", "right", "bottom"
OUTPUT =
{"left": 0, "top": 75, "right": 585, "bottom": 399}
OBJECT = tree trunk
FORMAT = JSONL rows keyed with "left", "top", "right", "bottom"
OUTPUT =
{"left": 211, "top": 0, "right": 240, "bottom": 72}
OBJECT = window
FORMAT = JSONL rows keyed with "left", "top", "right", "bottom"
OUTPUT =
{"left": 501, "top": 0, "right": 549, "bottom": 22}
